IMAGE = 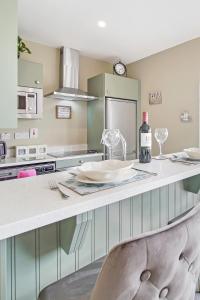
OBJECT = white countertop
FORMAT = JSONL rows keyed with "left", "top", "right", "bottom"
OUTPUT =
{"left": 0, "top": 152, "right": 103, "bottom": 168}
{"left": 0, "top": 157, "right": 199, "bottom": 240}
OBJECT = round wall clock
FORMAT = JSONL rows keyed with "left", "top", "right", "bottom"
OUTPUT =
{"left": 113, "top": 61, "right": 127, "bottom": 76}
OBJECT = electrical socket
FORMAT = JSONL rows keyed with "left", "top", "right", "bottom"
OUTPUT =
{"left": 0, "top": 133, "right": 11, "bottom": 140}
{"left": 14, "top": 132, "right": 30, "bottom": 140}
{"left": 149, "top": 91, "right": 162, "bottom": 105}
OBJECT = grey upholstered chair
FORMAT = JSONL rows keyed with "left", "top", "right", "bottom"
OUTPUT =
{"left": 39, "top": 204, "right": 200, "bottom": 300}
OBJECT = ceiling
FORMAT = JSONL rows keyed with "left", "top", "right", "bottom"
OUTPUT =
{"left": 18, "top": 0, "right": 200, "bottom": 64}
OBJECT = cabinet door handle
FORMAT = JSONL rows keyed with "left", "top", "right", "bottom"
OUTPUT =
{"left": 79, "top": 160, "right": 84, "bottom": 164}
{"left": 35, "top": 80, "right": 40, "bottom": 84}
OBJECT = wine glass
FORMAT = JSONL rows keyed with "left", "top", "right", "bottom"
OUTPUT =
{"left": 154, "top": 128, "right": 168, "bottom": 159}
{"left": 101, "top": 129, "right": 121, "bottom": 159}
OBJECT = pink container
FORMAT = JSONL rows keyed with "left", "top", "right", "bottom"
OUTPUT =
{"left": 17, "top": 169, "right": 37, "bottom": 179}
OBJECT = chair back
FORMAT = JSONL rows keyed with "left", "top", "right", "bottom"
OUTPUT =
{"left": 90, "top": 204, "right": 200, "bottom": 300}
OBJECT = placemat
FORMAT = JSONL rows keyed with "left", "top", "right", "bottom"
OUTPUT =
{"left": 59, "top": 171, "right": 153, "bottom": 196}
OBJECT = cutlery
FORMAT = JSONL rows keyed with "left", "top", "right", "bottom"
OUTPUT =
{"left": 48, "top": 178, "right": 69, "bottom": 198}
{"left": 172, "top": 155, "right": 200, "bottom": 163}
{"left": 169, "top": 157, "right": 197, "bottom": 165}
{"left": 132, "top": 167, "right": 157, "bottom": 176}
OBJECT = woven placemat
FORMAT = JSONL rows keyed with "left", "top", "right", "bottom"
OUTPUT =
{"left": 59, "top": 171, "right": 153, "bottom": 196}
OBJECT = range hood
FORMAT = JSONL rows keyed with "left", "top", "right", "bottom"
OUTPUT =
{"left": 46, "top": 47, "right": 98, "bottom": 101}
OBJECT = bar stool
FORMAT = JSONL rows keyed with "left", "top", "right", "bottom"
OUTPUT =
{"left": 39, "top": 204, "right": 200, "bottom": 300}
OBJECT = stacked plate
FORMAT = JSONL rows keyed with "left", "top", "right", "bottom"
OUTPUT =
{"left": 184, "top": 148, "right": 200, "bottom": 161}
{"left": 76, "top": 160, "right": 136, "bottom": 184}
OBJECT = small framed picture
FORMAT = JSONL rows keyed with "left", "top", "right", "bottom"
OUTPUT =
{"left": 149, "top": 91, "right": 162, "bottom": 105}
{"left": 56, "top": 105, "right": 71, "bottom": 119}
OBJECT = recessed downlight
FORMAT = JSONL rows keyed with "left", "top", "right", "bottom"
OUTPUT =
{"left": 97, "top": 20, "right": 107, "bottom": 28}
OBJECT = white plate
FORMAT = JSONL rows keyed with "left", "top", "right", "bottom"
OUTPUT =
{"left": 76, "top": 169, "right": 137, "bottom": 184}
{"left": 77, "top": 160, "right": 134, "bottom": 181}
{"left": 184, "top": 148, "right": 200, "bottom": 160}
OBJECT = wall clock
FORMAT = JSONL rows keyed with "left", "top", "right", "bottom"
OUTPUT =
{"left": 113, "top": 61, "right": 127, "bottom": 76}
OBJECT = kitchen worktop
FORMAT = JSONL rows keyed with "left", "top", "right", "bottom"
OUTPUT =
{"left": 0, "top": 156, "right": 200, "bottom": 241}
{"left": 0, "top": 152, "right": 103, "bottom": 168}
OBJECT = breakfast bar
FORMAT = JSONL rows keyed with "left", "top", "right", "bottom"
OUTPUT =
{"left": 0, "top": 157, "right": 200, "bottom": 300}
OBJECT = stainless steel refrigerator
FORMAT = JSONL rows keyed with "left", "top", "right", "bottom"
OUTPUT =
{"left": 87, "top": 97, "right": 138, "bottom": 160}
{"left": 105, "top": 98, "right": 137, "bottom": 160}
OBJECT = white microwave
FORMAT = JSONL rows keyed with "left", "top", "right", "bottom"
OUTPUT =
{"left": 17, "top": 86, "right": 43, "bottom": 119}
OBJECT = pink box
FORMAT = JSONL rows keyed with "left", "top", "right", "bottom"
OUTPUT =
{"left": 17, "top": 169, "right": 37, "bottom": 179}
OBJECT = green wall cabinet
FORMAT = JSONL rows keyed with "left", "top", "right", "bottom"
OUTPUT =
{"left": 18, "top": 59, "right": 43, "bottom": 88}
{"left": 0, "top": 0, "right": 17, "bottom": 128}
{"left": 105, "top": 73, "right": 139, "bottom": 100}
{"left": 88, "top": 73, "right": 139, "bottom": 101}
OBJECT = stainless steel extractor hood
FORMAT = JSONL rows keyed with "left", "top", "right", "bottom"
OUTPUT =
{"left": 46, "top": 47, "right": 98, "bottom": 101}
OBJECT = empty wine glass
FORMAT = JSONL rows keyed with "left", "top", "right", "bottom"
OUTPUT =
{"left": 154, "top": 128, "right": 168, "bottom": 159}
{"left": 101, "top": 129, "right": 121, "bottom": 160}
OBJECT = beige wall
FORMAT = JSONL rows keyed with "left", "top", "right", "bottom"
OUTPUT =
{"left": 1, "top": 40, "right": 112, "bottom": 149}
{"left": 127, "top": 38, "right": 200, "bottom": 155}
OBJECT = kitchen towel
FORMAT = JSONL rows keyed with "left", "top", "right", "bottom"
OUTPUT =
{"left": 183, "top": 175, "right": 200, "bottom": 194}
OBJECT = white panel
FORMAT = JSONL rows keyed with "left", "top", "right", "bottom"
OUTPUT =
{"left": 142, "top": 192, "right": 151, "bottom": 232}
{"left": 108, "top": 202, "right": 120, "bottom": 250}
{"left": 168, "top": 183, "right": 176, "bottom": 220}
{"left": 151, "top": 189, "right": 160, "bottom": 230}
{"left": 121, "top": 198, "right": 132, "bottom": 240}
{"left": 159, "top": 185, "right": 169, "bottom": 227}
{"left": 132, "top": 195, "right": 142, "bottom": 236}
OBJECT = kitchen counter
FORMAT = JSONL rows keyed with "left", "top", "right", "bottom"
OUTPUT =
{"left": 0, "top": 152, "right": 103, "bottom": 168}
{"left": 0, "top": 156, "right": 200, "bottom": 240}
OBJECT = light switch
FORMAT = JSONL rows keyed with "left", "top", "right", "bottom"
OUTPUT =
{"left": 30, "top": 128, "right": 38, "bottom": 139}
{"left": 149, "top": 91, "right": 162, "bottom": 105}
{"left": 0, "top": 133, "right": 11, "bottom": 140}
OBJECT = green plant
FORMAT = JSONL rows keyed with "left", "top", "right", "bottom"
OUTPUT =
{"left": 18, "top": 36, "right": 31, "bottom": 58}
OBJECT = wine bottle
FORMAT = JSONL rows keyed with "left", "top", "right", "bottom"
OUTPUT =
{"left": 139, "top": 112, "right": 152, "bottom": 163}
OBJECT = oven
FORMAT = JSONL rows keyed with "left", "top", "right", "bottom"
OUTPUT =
{"left": 17, "top": 86, "right": 43, "bottom": 119}
{"left": 0, "top": 161, "right": 56, "bottom": 181}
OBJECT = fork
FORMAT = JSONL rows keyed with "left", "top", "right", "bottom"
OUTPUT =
{"left": 132, "top": 167, "right": 157, "bottom": 176}
{"left": 169, "top": 157, "right": 196, "bottom": 165}
{"left": 48, "top": 178, "right": 69, "bottom": 198}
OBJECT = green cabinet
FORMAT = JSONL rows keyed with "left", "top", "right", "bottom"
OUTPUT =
{"left": 88, "top": 73, "right": 139, "bottom": 100}
{"left": 0, "top": 0, "right": 17, "bottom": 128}
{"left": 18, "top": 59, "right": 43, "bottom": 88}
{"left": 105, "top": 73, "right": 139, "bottom": 100}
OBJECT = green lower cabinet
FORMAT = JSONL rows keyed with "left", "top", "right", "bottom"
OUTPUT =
{"left": 15, "top": 232, "right": 37, "bottom": 300}
{"left": 1, "top": 181, "right": 200, "bottom": 300}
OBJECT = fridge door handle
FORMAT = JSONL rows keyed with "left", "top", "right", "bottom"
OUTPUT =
{"left": 106, "top": 97, "right": 134, "bottom": 103}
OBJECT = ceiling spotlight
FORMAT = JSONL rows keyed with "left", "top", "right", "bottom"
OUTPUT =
{"left": 97, "top": 20, "right": 107, "bottom": 28}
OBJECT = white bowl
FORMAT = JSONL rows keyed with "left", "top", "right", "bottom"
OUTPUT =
{"left": 76, "top": 169, "right": 137, "bottom": 184}
{"left": 77, "top": 160, "right": 134, "bottom": 181}
{"left": 184, "top": 148, "right": 200, "bottom": 160}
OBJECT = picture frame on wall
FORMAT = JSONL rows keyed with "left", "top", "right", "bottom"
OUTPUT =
{"left": 56, "top": 105, "right": 71, "bottom": 119}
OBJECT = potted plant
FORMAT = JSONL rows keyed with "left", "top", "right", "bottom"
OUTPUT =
{"left": 18, "top": 36, "right": 31, "bottom": 59}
